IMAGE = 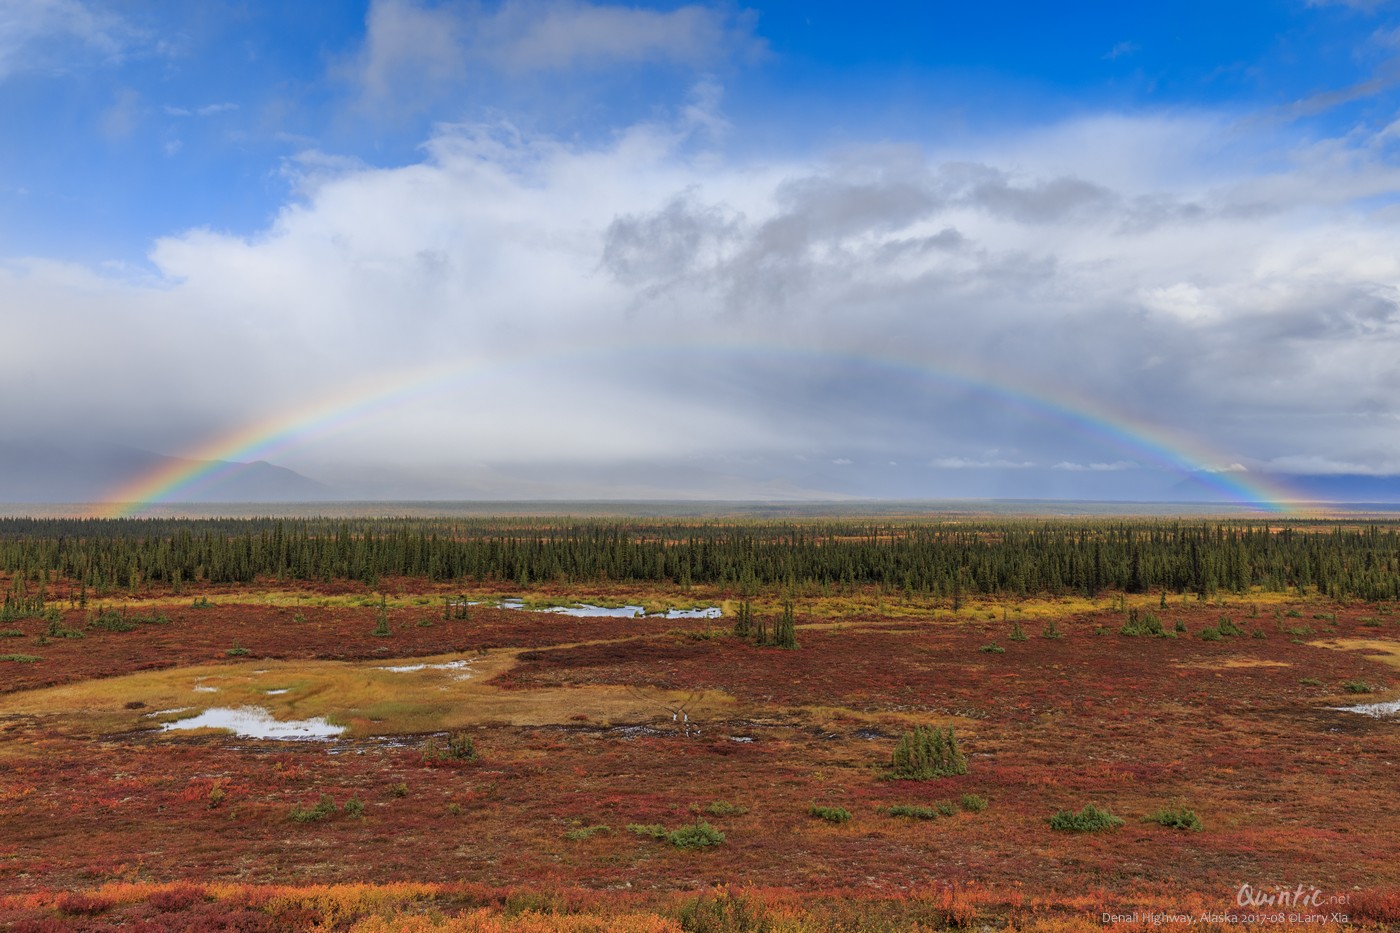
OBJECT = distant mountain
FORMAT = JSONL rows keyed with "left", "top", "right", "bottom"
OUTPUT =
{"left": 0, "top": 443, "right": 336, "bottom": 504}
{"left": 1171, "top": 472, "right": 1400, "bottom": 504}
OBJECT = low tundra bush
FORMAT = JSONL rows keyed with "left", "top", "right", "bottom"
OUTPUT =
{"left": 1049, "top": 804, "right": 1124, "bottom": 833}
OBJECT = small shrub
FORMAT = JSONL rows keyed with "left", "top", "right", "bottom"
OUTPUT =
{"left": 629, "top": 820, "right": 726, "bottom": 847}
{"left": 87, "top": 609, "right": 136, "bottom": 632}
{"left": 0, "top": 653, "right": 40, "bottom": 663}
{"left": 1284, "top": 609, "right": 1303, "bottom": 618}
{"left": 226, "top": 642, "right": 250, "bottom": 657}
{"left": 1284, "top": 625, "right": 1314, "bottom": 637}
{"left": 702, "top": 800, "right": 748, "bottom": 817}
{"left": 890, "top": 725, "right": 967, "bottom": 780}
{"left": 1199, "top": 627, "right": 1222, "bottom": 642}
{"left": 1343, "top": 681, "right": 1375, "bottom": 694}
{"left": 979, "top": 642, "right": 1005, "bottom": 654}
{"left": 1041, "top": 620, "right": 1062, "bottom": 639}
{"left": 887, "top": 804, "right": 937, "bottom": 820}
{"left": 1175, "top": 618, "right": 1188, "bottom": 634}
{"left": 0, "top": 629, "right": 23, "bottom": 637}
{"left": 809, "top": 805, "right": 851, "bottom": 824}
{"left": 1008, "top": 622, "right": 1028, "bottom": 641}
{"left": 1048, "top": 804, "right": 1124, "bottom": 833}
{"left": 343, "top": 797, "right": 364, "bottom": 819}
{"left": 935, "top": 799, "right": 956, "bottom": 816}
{"left": 1300, "top": 677, "right": 1322, "bottom": 686}
{"left": 422, "top": 731, "right": 477, "bottom": 763}
{"left": 667, "top": 821, "right": 725, "bottom": 848}
{"left": 564, "top": 824, "right": 611, "bottom": 840}
{"left": 289, "top": 794, "right": 337, "bottom": 823}
{"left": 56, "top": 893, "right": 114, "bottom": 917}
{"left": 1120, "top": 609, "right": 1169, "bottom": 637}
{"left": 1217, "top": 617, "right": 1244, "bottom": 637}
{"left": 372, "top": 595, "right": 392, "bottom": 637}
{"left": 207, "top": 785, "right": 225, "bottom": 808}
{"left": 44, "top": 616, "right": 84, "bottom": 639}
{"left": 1143, "top": 807, "right": 1202, "bottom": 831}
{"left": 1251, "top": 629, "right": 1268, "bottom": 639}
{"left": 389, "top": 782, "right": 408, "bottom": 798}
{"left": 191, "top": 597, "right": 212, "bottom": 609}
{"left": 959, "top": 793, "right": 988, "bottom": 812}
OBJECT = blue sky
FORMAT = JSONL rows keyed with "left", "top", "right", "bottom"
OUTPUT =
{"left": 5, "top": 0, "right": 1400, "bottom": 501}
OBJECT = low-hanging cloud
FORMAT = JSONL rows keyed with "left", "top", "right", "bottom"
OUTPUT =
{"left": 5, "top": 87, "right": 1400, "bottom": 497}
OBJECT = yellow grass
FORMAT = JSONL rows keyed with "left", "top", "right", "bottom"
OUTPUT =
{"left": 0, "top": 650, "right": 736, "bottom": 738}
{"left": 1306, "top": 637, "right": 1400, "bottom": 670}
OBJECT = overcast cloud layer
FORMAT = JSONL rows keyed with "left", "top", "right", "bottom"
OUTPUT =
{"left": 4, "top": 1, "right": 1400, "bottom": 502}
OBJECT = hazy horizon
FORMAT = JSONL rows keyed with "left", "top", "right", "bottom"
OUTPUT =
{"left": 6, "top": 2, "right": 1400, "bottom": 506}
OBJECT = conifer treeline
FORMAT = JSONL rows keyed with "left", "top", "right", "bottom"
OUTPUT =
{"left": 0, "top": 517, "right": 1398, "bottom": 600}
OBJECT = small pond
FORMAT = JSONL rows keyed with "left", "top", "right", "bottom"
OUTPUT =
{"left": 161, "top": 706, "right": 344, "bottom": 740}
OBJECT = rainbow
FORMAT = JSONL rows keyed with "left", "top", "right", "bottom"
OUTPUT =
{"left": 99, "top": 342, "right": 1306, "bottom": 516}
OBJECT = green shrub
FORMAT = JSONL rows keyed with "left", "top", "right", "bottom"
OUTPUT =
{"left": 890, "top": 726, "right": 968, "bottom": 780}
{"left": 87, "top": 609, "right": 136, "bottom": 632}
{"left": 0, "top": 629, "right": 24, "bottom": 638}
{"left": 1143, "top": 807, "right": 1202, "bottom": 831}
{"left": 887, "top": 804, "right": 937, "bottom": 820}
{"left": 1299, "top": 677, "right": 1322, "bottom": 686}
{"left": 1120, "top": 609, "right": 1169, "bottom": 637}
{"left": 935, "top": 799, "right": 956, "bottom": 816}
{"left": 667, "top": 821, "right": 725, "bottom": 848}
{"left": 191, "top": 597, "right": 212, "bottom": 609}
{"left": 1048, "top": 804, "right": 1123, "bottom": 833}
{"left": 564, "top": 824, "right": 611, "bottom": 840}
{"left": 1199, "top": 627, "right": 1222, "bottom": 642}
{"left": 809, "top": 805, "right": 851, "bottom": 824}
{"left": 389, "top": 782, "right": 408, "bottom": 798}
{"left": 1284, "top": 609, "right": 1303, "bottom": 618}
{"left": 1008, "top": 622, "right": 1028, "bottom": 641}
{"left": 979, "top": 642, "right": 1005, "bottom": 654}
{"left": 422, "top": 731, "right": 477, "bottom": 763}
{"left": 44, "top": 616, "right": 84, "bottom": 639}
{"left": 629, "top": 820, "right": 726, "bottom": 848}
{"left": 226, "top": 642, "right": 250, "bottom": 656}
{"left": 1041, "top": 620, "right": 1063, "bottom": 639}
{"left": 372, "top": 595, "right": 392, "bottom": 637}
{"left": 1343, "top": 681, "right": 1375, "bottom": 694}
{"left": 289, "top": 794, "right": 338, "bottom": 823}
{"left": 1216, "top": 617, "right": 1244, "bottom": 637}
{"left": 0, "top": 653, "right": 40, "bottom": 663}
{"left": 959, "top": 793, "right": 988, "bottom": 812}
{"left": 1251, "top": 629, "right": 1267, "bottom": 639}
{"left": 343, "top": 797, "right": 364, "bottom": 819}
{"left": 702, "top": 800, "right": 748, "bottom": 817}
{"left": 1175, "top": 618, "right": 1188, "bottom": 634}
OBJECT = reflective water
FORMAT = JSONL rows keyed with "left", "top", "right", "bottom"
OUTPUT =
{"left": 496, "top": 599, "right": 720, "bottom": 619}
{"left": 161, "top": 706, "right": 344, "bottom": 739}
{"left": 1333, "top": 699, "right": 1400, "bottom": 718}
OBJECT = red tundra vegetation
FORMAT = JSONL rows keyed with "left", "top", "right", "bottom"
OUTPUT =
{"left": 0, "top": 572, "right": 1397, "bottom": 930}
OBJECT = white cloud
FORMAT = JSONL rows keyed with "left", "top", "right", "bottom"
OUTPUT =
{"left": 0, "top": 0, "right": 141, "bottom": 80}
{"left": 1052, "top": 461, "right": 1138, "bottom": 472}
{"left": 931, "top": 458, "right": 1036, "bottom": 470}
{"left": 7, "top": 93, "right": 1400, "bottom": 494}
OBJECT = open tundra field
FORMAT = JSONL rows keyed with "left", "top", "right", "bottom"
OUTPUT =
{"left": 0, "top": 517, "right": 1399, "bottom": 930}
